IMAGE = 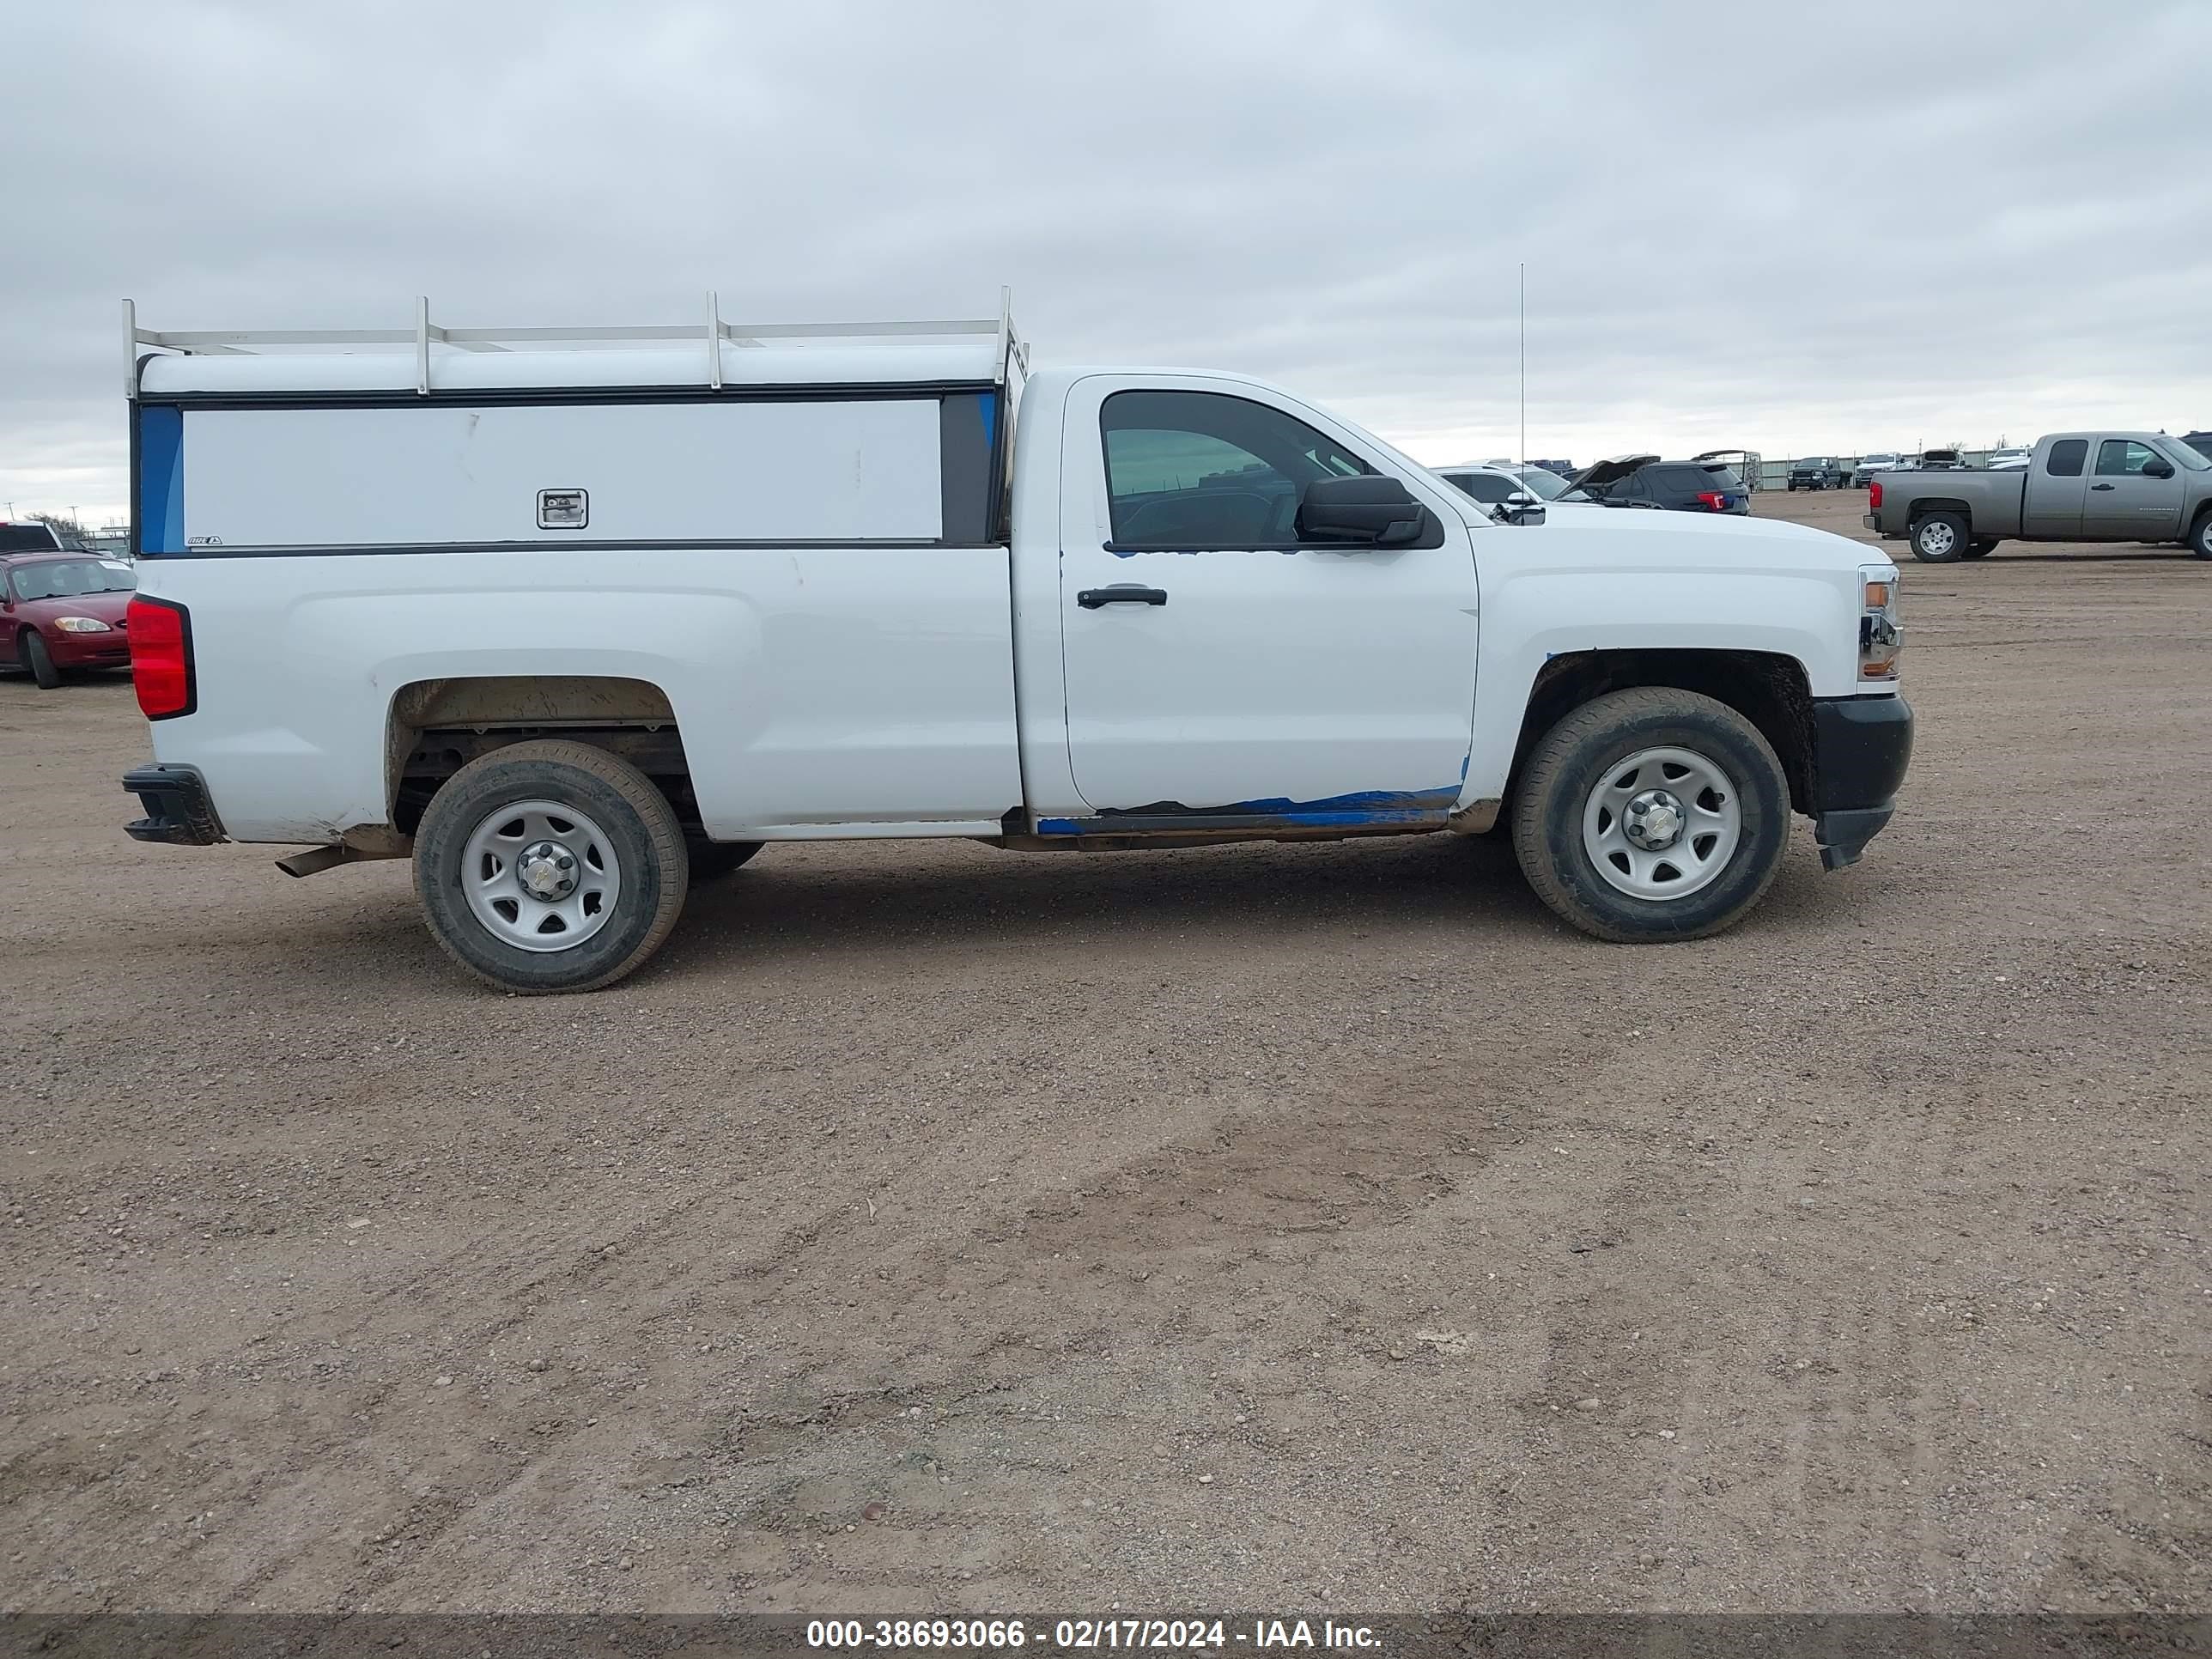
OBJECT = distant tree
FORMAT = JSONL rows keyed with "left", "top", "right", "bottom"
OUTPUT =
{"left": 27, "top": 511, "right": 87, "bottom": 540}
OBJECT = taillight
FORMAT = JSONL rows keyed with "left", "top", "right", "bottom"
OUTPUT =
{"left": 1869, "top": 479, "right": 1884, "bottom": 512}
{"left": 128, "top": 596, "right": 196, "bottom": 720}
{"left": 1697, "top": 491, "right": 1726, "bottom": 511}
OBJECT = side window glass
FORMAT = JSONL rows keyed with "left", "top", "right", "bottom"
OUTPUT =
{"left": 2045, "top": 440, "right": 2087, "bottom": 477}
{"left": 1448, "top": 472, "right": 1514, "bottom": 504}
{"left": 2095, "top": 439, "right": 2157, "bottom": 477}
{"left": 1101, "top": 390, "right": 1372, "bottom": 548}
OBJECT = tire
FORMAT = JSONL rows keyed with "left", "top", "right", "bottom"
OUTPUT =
{"left": 1510, "top": 688, "right": 1791, "bottom": 944}
{"left": 2189, "top": 508, "right": 2212, "bottom": 560}
{"left": 688, "top": 839, "right": 764, "bottom": 881}
{"left": 413, "top": 739, "right": 690, "bottom": 994}
{"left": 22, "top": 631, "right": 61, "bottom": 690}
{"left": 1964, "top": 538, "right": 1998, "bottom": 559}
{"left": 1910, "top": 512, "right": 1969, "bottom": 562}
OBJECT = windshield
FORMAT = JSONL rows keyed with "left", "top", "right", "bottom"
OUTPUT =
{"left": 1863, "top": 453, "right": 1899, "bottom": 465}
{"left": 7, "top": 557, "right": 137, "bottom": 601}
{"left": 1512, "top": 467, "right": 1567, "bottom": 500}
{"left": 2154, "top": 436, "right": 2211, "bottom": 471}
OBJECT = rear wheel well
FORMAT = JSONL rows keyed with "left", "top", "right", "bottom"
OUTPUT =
{"left": 386, "top": 676, "right": 702, "bottom": 839}
{"left": 1906, "top": 497, "right": 1972, "bottom": 527}
{"left": 1508, "top": 650, "right": 1815, "bottom": 817}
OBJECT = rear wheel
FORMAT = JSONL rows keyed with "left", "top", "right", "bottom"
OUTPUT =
{"left": 22, "top": 631, "right": 61, "bottom": 690}
{"left": 1911, "top": 512, "right": 1968, "bottom": 562}
{"left": 414, "top": 739, "right": 689, "bottom": 994}
{"left": 2189, "top": 509, "right": 2212, "bottom": 560}
{"left": 1510, "top": 688, "right": 1791, "bottom": 943}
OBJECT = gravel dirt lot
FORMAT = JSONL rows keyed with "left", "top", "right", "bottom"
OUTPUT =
{"left": 2, "top": 491, "right": 2206, "bottom": 1616}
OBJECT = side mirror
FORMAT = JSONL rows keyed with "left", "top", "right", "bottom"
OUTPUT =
{"left": 2143, "top": 459, "right": 2174, "bottom": 479}
{"left": 1296, "top": 475, "right": 1430, "bottom": 546}
{"left": 1491, "top": 492, "right": 1546, "bottom": 526}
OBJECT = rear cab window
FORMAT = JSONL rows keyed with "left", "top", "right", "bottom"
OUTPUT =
{"left": 2045, "top": 440, "right": 2088, "bottom": 477}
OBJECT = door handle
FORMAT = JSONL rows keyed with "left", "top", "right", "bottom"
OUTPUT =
{"left": 1078, "top": 585, "right": 1169, "bottom": 609}
{"left": 2091, "top": 483, "right": 2116, "bottom": 490}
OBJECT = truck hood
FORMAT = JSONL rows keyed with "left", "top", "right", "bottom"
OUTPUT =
{"left": 1454, "top": 490, "right": 1885, "bottom": 573}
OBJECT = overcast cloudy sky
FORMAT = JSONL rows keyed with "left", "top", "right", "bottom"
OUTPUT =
{"left": 5, "top": 0, "right": 2209, "bottom": 526}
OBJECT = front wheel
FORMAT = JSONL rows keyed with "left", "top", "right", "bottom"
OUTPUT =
{"left": 1510, "top": 688, "right": 1790, "bottom": 943}
{"left": 22, "top": 631, "right": 61, "bottom": 690}
{"left": 1910, "top": 512, "right": 1968, "bottom": 562}
{"left": 413, "top": 739, "right": 690, "bottom": 994}
{"left": 2190, "top": 509, "right": 2212, "bottom": 560}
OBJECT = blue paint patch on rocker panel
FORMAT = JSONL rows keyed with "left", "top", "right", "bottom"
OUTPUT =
{"left": 1036, "top": 783, "right": 1461, "bottom": 836}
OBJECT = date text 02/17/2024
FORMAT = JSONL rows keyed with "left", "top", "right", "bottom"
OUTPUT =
{"left": 805, "top": 1620, "right": 1382, "bottom": 1650}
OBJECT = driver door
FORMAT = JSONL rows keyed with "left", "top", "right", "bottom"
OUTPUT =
{"left": 2082, "top": 438, "right": 2185, "bottom": 538}
{"left": 1053, "top": 375, "right": 1479, "bottom": 830}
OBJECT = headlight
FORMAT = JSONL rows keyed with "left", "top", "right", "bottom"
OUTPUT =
{"left": 1858, "top": 567, "right": 1901, "bottom": 681}
{"left": 55, "top": 617, "right": 114, "bottom": 634}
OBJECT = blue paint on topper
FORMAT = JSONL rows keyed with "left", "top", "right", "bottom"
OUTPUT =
{"left": 137, "top": 404, "right": 184, "bottom": 554}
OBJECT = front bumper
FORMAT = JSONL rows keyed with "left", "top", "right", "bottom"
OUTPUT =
{"left": 1809, "top": 694, "right": 1913, "bottom": 871}
{"left": 122, "top": 763, "right": 227, "bottom": 846}
{"left": 48, "top": 629, "right": 131, "bottom": 669}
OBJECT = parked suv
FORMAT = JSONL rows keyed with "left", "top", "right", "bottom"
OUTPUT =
{"left": 1437, "top": 463, "right": 1569, "bottom": 506}
{"left": 1788, "top": 457, "right": 1848, "bottom": 491}
{"left": 1565, "top": 455, "right": 1751, "bottom": 514}
{"left": 1850, "top": 453, "right": 1905, "bottom": 488}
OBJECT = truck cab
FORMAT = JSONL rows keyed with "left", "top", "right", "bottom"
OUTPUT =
{"left": 118, "top": 297, "right": 1914, "bottom": 993}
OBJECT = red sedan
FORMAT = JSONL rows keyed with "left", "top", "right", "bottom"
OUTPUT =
{"left": 0, "top": 551, "right": 137, "bottom": 688}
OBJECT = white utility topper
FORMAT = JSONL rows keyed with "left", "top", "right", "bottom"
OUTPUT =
{"left": 119, "top": 295, "right": 1912, "bottom": 993}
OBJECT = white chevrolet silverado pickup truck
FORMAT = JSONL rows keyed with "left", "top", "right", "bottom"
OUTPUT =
{"left": 118, "top": 297, "right": 1913, "bottom": 994}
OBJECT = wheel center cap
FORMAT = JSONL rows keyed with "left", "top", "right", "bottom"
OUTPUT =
{"left": 1624, "top": 789, "right": 1685, "bottom": 850}
{"left": 518, "top": 839, "right": 578, "bottom": 900}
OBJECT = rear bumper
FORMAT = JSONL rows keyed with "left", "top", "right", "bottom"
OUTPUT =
{"left": 122, "top": 763, "right": 227, "bottom": 846}
{"left": 1809, "top": 694, "right": 1913, "bottom": 872}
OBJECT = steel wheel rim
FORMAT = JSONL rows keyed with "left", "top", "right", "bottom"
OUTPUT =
{"left": 461, "top": 799, "right": 623, "bottom": 952}
{"left": 1581, "top": 745, "right": 1743, "bottom": 901}
{"left": 1919, "top": 520, "right": 1955, "bottom": 556}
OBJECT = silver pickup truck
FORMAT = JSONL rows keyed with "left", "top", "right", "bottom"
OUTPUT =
{"left": 1865, "top": 431, "right": 2212, "bottom": 562}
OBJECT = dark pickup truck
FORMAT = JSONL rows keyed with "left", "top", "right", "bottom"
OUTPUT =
{"left": 1866, "top": 431, "right": 2212, "bottom": 562}
{"left": 1788, "top": 457, "right": 1848, "bottom": 490}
